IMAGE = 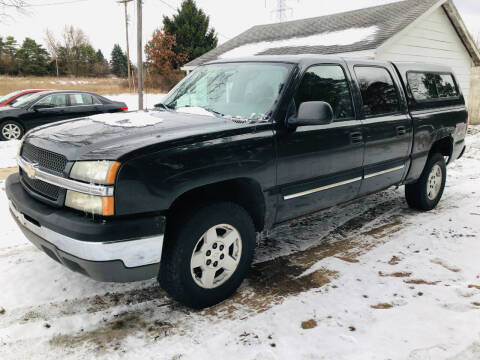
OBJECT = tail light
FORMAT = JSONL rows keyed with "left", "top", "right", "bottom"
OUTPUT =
{"left": 121, "top": 107, "right": 128, "bottom": 111}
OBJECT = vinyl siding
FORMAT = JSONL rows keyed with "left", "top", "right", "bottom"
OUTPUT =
{"left": 375, "top": 6, "right": 473, "bottom": 102}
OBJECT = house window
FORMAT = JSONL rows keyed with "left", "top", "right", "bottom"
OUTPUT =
{"left": 354, "top": 66, "right": 400, "bottom": 116}
{"left": 294, "top": 64, "right": 354, "bottom": 120}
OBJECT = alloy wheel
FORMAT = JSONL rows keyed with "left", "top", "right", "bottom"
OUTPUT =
{"left": 190, "top": 224, "right": 242, "bottom": 289}
{"left": 427, "top": 164, "right": 442, "bottom": 200}
{"left": 2, "top": 123, "right": 21, "bottom": 140}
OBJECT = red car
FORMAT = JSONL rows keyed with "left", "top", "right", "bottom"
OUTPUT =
{"left": 0, "top": 89, "right": 51, "bottom": 107}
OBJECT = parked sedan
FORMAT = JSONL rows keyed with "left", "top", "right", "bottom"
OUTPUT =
{"left": 0, "top": 90, "right": 128, "bottom": 140}
{"left": 0, "top": 89, "right": 51, "bottom": 107}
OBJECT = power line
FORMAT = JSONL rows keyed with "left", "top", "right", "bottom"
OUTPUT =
{"left": 26, "top": 0, "right": 90, "bottom": 7}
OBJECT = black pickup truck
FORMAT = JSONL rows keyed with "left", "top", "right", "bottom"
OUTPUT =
{"left": 6, "top": 55, "right": 467, "bottom": 308}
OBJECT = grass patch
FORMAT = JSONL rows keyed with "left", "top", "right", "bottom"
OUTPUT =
{"left": 0, "top": 76, "right": 165, "bottom": 96}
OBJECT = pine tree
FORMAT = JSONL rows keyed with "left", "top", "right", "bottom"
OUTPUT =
{"left": 110, "top": 44, "right": 128, "bottom": 77}
{"left": 95, "top": 49, "right": 105, "bottom": 63}
{"left": 162, "top": 0, "right": 217, "bottom": 66}
{"left": 15, "top": 38, "right": 50, "bottom": 75}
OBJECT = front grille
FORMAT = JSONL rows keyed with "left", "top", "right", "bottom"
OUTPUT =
{"left": 21, "top": 142, "right": 67, "bottom": 174}
{"left": 21, "top": 169, "right": 61, "bottom": 201}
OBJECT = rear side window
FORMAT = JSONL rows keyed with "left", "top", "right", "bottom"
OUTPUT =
{"left": 436, "top": 74, "right": 458, "bottom": 98}
{"left": 294, "top": 64, "right": 354, "bottom": 120}
{"left": 68, "top": 94, "right": 102, "bottom": 106}
{"left": 407, "top": 72, "right": 458, "bottom": 101}
{"left": 354, "top": 66, "right": 400, "bottom": 117}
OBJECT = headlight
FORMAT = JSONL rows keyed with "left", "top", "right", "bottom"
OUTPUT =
{"left": 65, "top": 190, "right": 114, "bottom": 216}
{"left": 70, "top": 161, "right": 120, "bottom": 185}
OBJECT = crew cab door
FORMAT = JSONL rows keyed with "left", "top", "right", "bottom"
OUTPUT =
{"left": 347, "top": 61, "right": 412, "bottom": 195}
{"left": 66, "top": 93, "right": 104, "bottom": 118}
{"left": 275, "top": 63, "right": 364, "bottom": 223}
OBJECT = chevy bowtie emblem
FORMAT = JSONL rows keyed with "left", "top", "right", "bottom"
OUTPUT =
{"left": 24, "top": 163, "right": 37, "bottom": 179}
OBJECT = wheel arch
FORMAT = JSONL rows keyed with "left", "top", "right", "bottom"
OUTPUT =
{"left": 167, "top": 177, "right": 266, "bottom": 233}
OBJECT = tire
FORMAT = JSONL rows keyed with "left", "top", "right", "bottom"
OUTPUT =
{"left": 0, "top": 120, "right": 24, "bottom": 141}
{"left": 159, "top": 202, "right": 256, "bottom": 309}
{"left": 405, "top": 153, "right": 446, "bottom": 211}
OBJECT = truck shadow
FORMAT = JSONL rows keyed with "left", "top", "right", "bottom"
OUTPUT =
{"left": 44, "top": 192, "right": 410, "bottom": 352}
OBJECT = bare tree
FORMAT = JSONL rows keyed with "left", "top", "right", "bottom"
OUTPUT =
{"left": 0, "top": 0, "right": 28, "bottom": 18}
{"left": 45, "top": 29, "right": 60, "bottom": 77}
{"left": 62, "top": 25, "right": 88, "bottom": 76}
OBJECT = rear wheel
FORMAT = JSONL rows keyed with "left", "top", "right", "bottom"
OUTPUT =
{"left": 0, "top": 120, "right": 24, "bottom": 141}
{"left": 405, "top": 153, "right": 446, "bottom": 211}
{"left": 159, "top": 202, "right": 256, "bottom": 309}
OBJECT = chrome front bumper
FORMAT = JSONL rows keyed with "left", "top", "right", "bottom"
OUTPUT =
{"left": 9, "top": 201, "right": 164, "bottom": 268}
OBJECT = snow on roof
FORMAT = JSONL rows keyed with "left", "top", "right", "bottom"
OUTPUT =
{"left": 219, "top": 26, "right": 378, "bottom": 59}
{"left": 184, "top": 0, "right": 480, "bottom": 68}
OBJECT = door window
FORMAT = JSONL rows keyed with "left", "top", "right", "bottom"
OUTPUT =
{"left": 35, "top": 94, "right": 67, "bottom": 108}
{"left": 68, "top": 93, "right": 102, "bottom": 106}
{"left": 294, "top": 65, "right": 354, "bottom": 120}
{"left": 354, "top": 66, "right": 400, "bottom": 116}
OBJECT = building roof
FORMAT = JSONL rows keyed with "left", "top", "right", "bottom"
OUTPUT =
{"left": 184, "top": 0, "right": 480, "bottom": 68}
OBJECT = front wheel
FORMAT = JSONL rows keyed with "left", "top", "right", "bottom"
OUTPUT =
{"left": 405, "top": 153, "right": 446, "bottom": 211}
{"left": 159, "top": 202, "right": 256, "bottom": 309}
{"left": 0, "top": 120, "right": 24, "bottom": 141}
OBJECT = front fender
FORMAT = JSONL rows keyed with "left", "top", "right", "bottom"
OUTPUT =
{"left": 114, "top": 127, "right": 276, "bottom": 216}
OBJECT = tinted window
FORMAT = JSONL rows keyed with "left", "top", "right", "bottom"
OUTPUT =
{"left": 68, "top": 93, "right": 102, "bottom": 105}
{"left": 407, "top": 72, "right": 438, "bottom": 100}
{"left": 436, "top": 74, "right": 458, "bottom": 98}
{"left": 407, "top": 72, "right": 458, "bottom": 101}
{"left": 36, "top": 94, "right": 67, "bottom": 108}
{"left": 354, "top": 66, "right": 400, "bottom": 116}
{"left": 294, "top": 65, "right": 354, "bottom": 120}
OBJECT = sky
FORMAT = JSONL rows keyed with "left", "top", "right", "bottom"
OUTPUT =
{"left": 0, "top": 0, "right": 479, "bottom": 63}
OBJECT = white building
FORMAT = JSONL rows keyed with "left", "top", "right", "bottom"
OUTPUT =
{"left": 182, "top": 0, "right": 480, "bottom": 102}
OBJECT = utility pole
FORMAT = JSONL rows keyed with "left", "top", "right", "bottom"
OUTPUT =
{"left": 271, "top": 0, "right": 298, "bottom": 23}
{"left": 118, "top": 0, "right": 133, "bottom": 91}
{"left": 273, "top": 0, "right": 290, "bottom": 22}
{"left": 137, "top": 0, "right": 143, "bottom": 110}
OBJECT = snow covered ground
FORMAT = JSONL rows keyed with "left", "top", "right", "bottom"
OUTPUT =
{"left": 0, "top": 128, "right": 479, "bottom": 359}
{"left": 105, "top": 93, "right": 166, "bottom": 111}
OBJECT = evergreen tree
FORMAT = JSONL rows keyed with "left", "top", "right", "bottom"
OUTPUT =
{"left": 162, "top": 0, "right": 217, "bottom": 66}
{"left": 15, "top": 38, "right": 50, "bottom": 75}
{"left": 2, "top": 36, "right": 18, "bottom": 57}
{"left": 110, "top": 44, "right": 128, "bottom": 77}
{"left": 95, "top": 49, "right": 105, "bottom": 63}
{"left": 0, "top": 35, "right": 18, "bottom": 74}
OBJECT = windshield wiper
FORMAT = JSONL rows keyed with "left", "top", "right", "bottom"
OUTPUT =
{"left": 154, "top": 103, "right": 174, "bottom": 111}
{"left": 201, "top": 107, "right": 225, "bottom": 118}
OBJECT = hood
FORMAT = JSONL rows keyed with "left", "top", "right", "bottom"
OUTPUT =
{"left": 0, "top": 106, "right": 21, "bottom": 113}
{"left": 25, "top": 110, "right": 254, "bottom": 161}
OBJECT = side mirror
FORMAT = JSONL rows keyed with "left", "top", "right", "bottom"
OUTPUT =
{"left": 31, "top": 104, "right": 52, "bottom": 111}
{"left": 289, "top": 101, "right": 333, "bottom": 127}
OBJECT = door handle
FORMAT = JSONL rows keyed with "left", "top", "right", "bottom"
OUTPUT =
{"left": 396, "top": 126, "right": 407, "bottom": 136}
{"left": 350, "top": 132, "right": 363, "bottom": 143}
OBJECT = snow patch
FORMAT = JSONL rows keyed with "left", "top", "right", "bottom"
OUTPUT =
{"left": 0, "top": 139, "right": 19, "bottom": 168}
{"left": 90, "top": 111, "right": 163, "bottom": 128}
{"left": 176, "top": 106, "right": 216, "bottom": 117}
{"left": 220, "top": 26, "right": 378, "bottom": 59}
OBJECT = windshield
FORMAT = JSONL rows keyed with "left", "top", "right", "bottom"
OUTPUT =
{"left": 11, "top": 92, "right": 45, "bottom": 108}
{"left": 162, "top": 62, "right": 293, "bottom": 121}
{"left": 0, "top": 90, "right": 21, "bottom": 103}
